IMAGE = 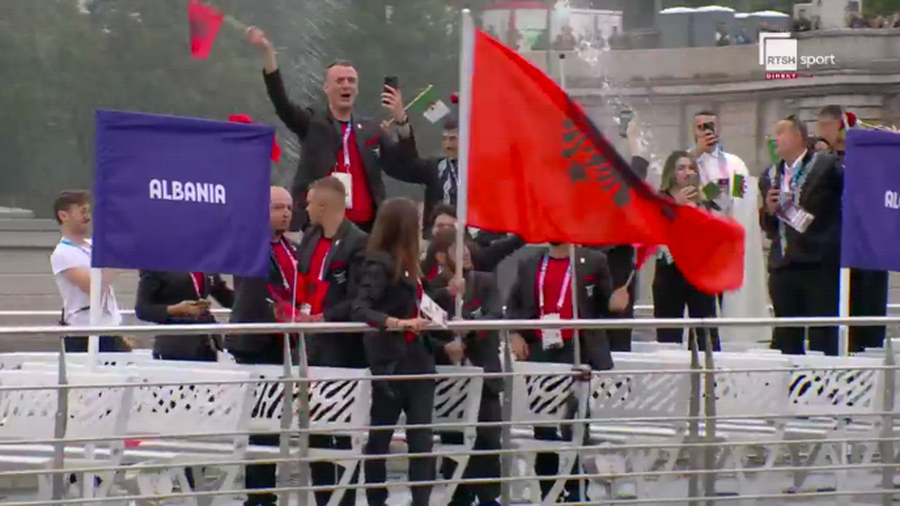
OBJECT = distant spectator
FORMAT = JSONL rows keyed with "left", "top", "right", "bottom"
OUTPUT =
{"left": 734, "top": 28, "right": 751, "bottom": 45}
{"left": 793, "top": 12, "right": 812, "bottom": 32}
{"left": 892, "top": 13, "right": 900, "bottom": 27}
{"left": 553, "top": 25, "right": 578, "bottom": 50}
{"left": 715, "top": 24, "right": 731, "bottom": 46}
{"left": 608, "top": 26, "right": 625, "bottom": 50}
{"left": 532, "top": 29, "right": 550, "bottom": 50}
{"left": 812, "top": 15, "right": 822, "bottom": 29}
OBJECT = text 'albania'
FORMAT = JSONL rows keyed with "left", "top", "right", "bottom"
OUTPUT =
{"left": 148, "top": 179, "right": 226, "bottom": 204}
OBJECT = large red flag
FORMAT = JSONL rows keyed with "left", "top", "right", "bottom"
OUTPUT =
{"left": 188, "top": 0, "right": 224, "bottom": 60}
{"left": 465, "top": 30, "right": 745, "bottom": 293}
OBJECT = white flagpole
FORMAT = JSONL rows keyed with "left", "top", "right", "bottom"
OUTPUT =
{"left": 454, "top": 9, "right": 475, "bottom": 322}
{"left": 838, "top": 268, "right": 851, "bottom": 356}
{"left": 88, "top": 268, "right": 102, "bottom": 369}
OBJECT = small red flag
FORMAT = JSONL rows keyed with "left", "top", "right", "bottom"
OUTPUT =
{"left": 228, "top": 114, "right": 282, "bottom": 163}
{"left": 188, "top": 0, "right": 224, "bottom": 60}
{"left": 465, "top": 30, "right": 745, "bottom": 293}
{"left": 634, "top": 244, "right": 657, "bottom": 270}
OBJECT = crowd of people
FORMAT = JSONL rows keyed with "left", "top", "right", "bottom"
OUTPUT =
{"left": 45, "top": 23, "right": 891, "bottom": 506}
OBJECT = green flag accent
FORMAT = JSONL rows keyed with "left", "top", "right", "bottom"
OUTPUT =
{"left": 702, "top": 181, "right": 721, "bottom": 201}
{"left": 732, "top": 174, "right": 745, "bottom": 198}
{"left": 767, "top": 137, "right": 779, "bottom": 165}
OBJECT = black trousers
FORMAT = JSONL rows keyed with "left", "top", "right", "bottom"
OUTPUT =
{"left": 527, "top": 342, "right": 589, "bottom": 503}
{"left": 849, "top": 268, "right": 889, "bottom": 351}
{"left": 652, "top": 263, "right": 720, "bottom": 351}
{"left": 606, "top": 246, "right": 636, "bottom": 352}
{"left": 439, "top": 393, "right": 502, "bottom": 505}
{"left": 365, "top": 375, "right": 436, "bottom": 506}
{"left": 231, "top": 346, "right": 289, "bottom": 506}
{"left": 768, "top": 263, "right": 840, "bottom": 356}
{"left": 64, "top": 335, "right": 128, "bottom": 352}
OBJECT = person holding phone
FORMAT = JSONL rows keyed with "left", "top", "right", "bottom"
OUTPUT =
{"left": 246, "top": 27, "right": 428, "bottom": 236}
{"left": 652, "top": 151, "right": 721, "bottom": 351}
{"left": 135, "top": 270, "right": 234, "bottom": 361}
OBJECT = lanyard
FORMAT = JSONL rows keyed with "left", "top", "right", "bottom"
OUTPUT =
{"left": 538, "top": 256, "right": 572, "bottom": 313}
{"left": 189, "top": 273, "right": 203, "bottom": 299}
{"left": 60, "top": 238, "right": 91, "bottom": 257}
{"left": 341, "top": 122, "right": 352, "bottom": 171}
{"left": 317, "top": 241, "right": 333, "bottom": 281}
{"left": 780, "top": 154, "right": 812, "bottom": 202}
{"left": 271, "top": 239, "right": 297, "bottom": 293}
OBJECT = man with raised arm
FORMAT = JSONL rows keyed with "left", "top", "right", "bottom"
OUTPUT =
{"left": 247, "top": 27, "right": 426, "bottom": 236}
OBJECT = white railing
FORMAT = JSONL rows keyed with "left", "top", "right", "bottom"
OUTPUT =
{"left": 0, "top": 317, "right": 898, "bottom": 506}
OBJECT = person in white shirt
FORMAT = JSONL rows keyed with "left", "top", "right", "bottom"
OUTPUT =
{"left": 689, "top": 111, "right": 770, "bottom": 346}
{"left": 50, "top": 190, "right": 126, "bottom": 352}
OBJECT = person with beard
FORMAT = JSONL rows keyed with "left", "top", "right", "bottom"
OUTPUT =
{"left": 760, "top": 115, "right": 843, "bottom": 356}
{"left": 226, "top": 186, "right": 314, "bottom": 506}
{"left": 296, "top": 176, "right": 368, "bottom": 506}
{"left": 351, "top": 198, "right": 436, "bottom": 506}
{"left": 246, "top": 27, "right": 427, "bottom": 235}
{"left": 135, "top": 270, "right": 233, "bottom": 361}
{"left": 50, "top": 190, "right": 128, "bottom": 352}
{"left": 505, "top": 242, "right": 629, "bottom": 503}
{"left": 425, "top": 228, "right": 503, "bottom": 506}
{"left": 422, "top": 204, "right": 525, "bottom": 280}
{"left": 404, "top": 117, "right": 461, "bottom": 236}
{"left": 817, "top": 105, "right": 888, "bottom": 352}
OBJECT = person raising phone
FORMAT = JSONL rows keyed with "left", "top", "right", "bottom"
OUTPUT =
{"left": 652, "top": 151, "right": 721, "bottom": 351}
{"left": 246, "top": 27, "right": 428, "bottom": 235}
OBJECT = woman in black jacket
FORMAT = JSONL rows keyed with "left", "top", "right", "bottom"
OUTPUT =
{"left": 351, "top": 197, "right": 435, "bottom": 506}
{"left": 652, "top": 151, "right": 720, "bottom": 351}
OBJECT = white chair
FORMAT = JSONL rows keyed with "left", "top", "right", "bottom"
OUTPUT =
{"left": 430, "top": 365, "right": 484, "bottom": 506}
{"left": 0, "top": 370, "right": 133, "bottom": 502}
{"left": 509, "top": 361, "right": 588, "bottom": 506}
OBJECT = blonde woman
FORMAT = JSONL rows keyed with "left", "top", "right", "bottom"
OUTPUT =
{"left": 652, "top": 151, "right": 721, "bottom": 351}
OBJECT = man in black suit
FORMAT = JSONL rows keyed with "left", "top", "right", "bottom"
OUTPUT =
{"left": 135, "top": 271, "right": 233, "bottom": 361}
{"left": 297, "top": 176, "right": 368, "bottom": 506}
{"left": 505, "top": 242, "right": 628, "bottom": 503}
{"left": 246, "top": 27, "right": 426, "bottom": 234}
{"left": 760, "top": 115, "right": 843, "bottom": 356}
{"left": 226, "top": 186, "right": 308, "bottom": 506}
{"left": 426, "top": 228, "right": 503, "bottom": 506}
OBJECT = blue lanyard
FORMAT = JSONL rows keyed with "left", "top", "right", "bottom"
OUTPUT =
{"left": 60, "top": 238, "right": 91, "bottom": 257}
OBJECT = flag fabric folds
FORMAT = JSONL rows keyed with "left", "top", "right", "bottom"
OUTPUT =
{"left": 464, "top": 31, "right": 745, "bottom": 293}
{"left": 189, "top": 0, "right": 224, "bottom": 60}
{"left": 93, "top": 110, "right": 273, "bottom": 277}
{"left": 841, "top": 128, "right": 900, "bottom": 272}
{"left": 228, "top": 113, "right": 282, "bottom": 162}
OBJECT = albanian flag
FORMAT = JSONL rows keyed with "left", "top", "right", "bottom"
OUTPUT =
{"left": 464, "top": 30, "right": 744, "bottom": 293}
{"left": 228, "top": 114, "right": 282, "bottom": 163}
{"left": 189, "top": 0, "right": 224, "bottom": 60}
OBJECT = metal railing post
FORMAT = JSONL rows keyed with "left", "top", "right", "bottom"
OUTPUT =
{"left": 277, "top": 333, "right": 294, "bottom": 506}
{"left": 51, "top": 338, "right": 68, "bottom": 505}
{"left": 880, "top": 337, "right": 896, "bottom": 506}
{"left": 296, "top": 332, "right": 312, "bottom": 506}
{"left": 500, "top": 329, "right": 514, "bottom": 506}
{"left": 702, "top": 328, "right": 718, "bottom": 504}
{"left": 688, "top": 329, "right": 701, "bottom": 506}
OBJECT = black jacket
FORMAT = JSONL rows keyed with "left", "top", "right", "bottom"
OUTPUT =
{"left": 226, "top": 237, "right": 299, "bottom": 356}
{"left": 135, "top": 271, "right": 233, "bottom": 359}
{"left": 427, "top": 271, "right": 504, "bottom": 396}
{"left": 351, "top": 251, "right": 435, "bottom": 375}
{"left": 296, "top": 220, "right": 368, "bottom": 368}
{"left": 263, "top": 70, "right": 425, "bottom": 232}
{"left": 759, "top": 151, "right": 843, "bottom": 269}
{"left": 505, "top": 247, "right": 615, "bottom": 371}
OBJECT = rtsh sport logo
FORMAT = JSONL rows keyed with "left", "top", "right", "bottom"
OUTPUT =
{"left": 758, "top": 33, "right": 836, "bottom": 80}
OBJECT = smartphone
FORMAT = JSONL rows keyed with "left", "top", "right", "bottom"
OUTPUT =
{"left": 686, "top": 172, "right": 701, "bottom": 189}
{"left": 702, "top": 121, "right": 715, "bottom": 133}
{"left": 617, "top": 107, "right": 634, "bottom": 139}
{"left": 383, "top": 76, "right": 399, "bottom": 92}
